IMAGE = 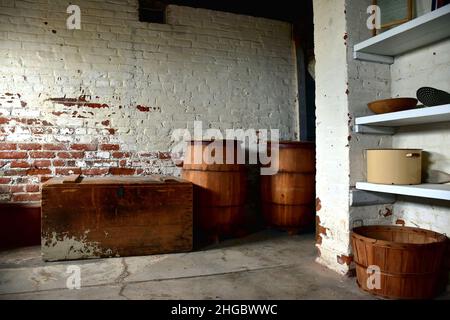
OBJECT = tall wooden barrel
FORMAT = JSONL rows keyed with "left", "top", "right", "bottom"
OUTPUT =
{"left": 182, "top": 140, "right": 247, "bottom": 245}
{"left": 260, "top": 141, "right": 315, "bottom": 233}
{"left": 351, "top": 225, "right": 447, "bottom": 299}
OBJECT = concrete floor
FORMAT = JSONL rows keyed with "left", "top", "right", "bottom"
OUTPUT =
{"left": 0, "top": 231, "right": 448, "bottom": 300}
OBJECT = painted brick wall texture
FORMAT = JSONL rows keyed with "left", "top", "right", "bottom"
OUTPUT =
{"left": 391, "top": 39, "right": 450, "bottom": 236}
{"left": 314, "top": 0, "right": 353, "bottom": 275}
{"left": 315, "top": 0, "right": 449, "bottom": 275}
{"left": 0, "top": 1, "right": 298, "bottom": 203}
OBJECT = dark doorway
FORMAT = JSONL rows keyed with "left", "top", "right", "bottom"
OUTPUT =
{"left": 293, "top": 1, "right": 315, "bottom": 142}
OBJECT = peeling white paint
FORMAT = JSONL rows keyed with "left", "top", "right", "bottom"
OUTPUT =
{"left": 42, "top": 232, "right": 114, "bottom": 262}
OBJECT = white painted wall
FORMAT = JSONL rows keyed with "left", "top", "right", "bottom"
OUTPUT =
{"left": 314, "top": 0, "right": 449, "bottom": 275}
{"left": 0, "top": 0, "right": 298, "bottom": 202}
{"left": 391, "top": 39, "right": 450, "bottom": 235}
{"left": 314, "top": 0, "right": 353, "bottom": 274}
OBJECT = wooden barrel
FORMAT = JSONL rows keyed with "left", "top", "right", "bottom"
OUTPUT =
{"left": 260, "top": 141, "right": 315, "bottom": 234}
{"left": 181, "top": 140, "right": 247, "bottom": 245}
{"left": 351, "top": 225, "right": 447, "bottom": 299}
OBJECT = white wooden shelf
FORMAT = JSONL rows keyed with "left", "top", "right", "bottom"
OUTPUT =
{"left": 354, "top": 104, "right": 450, "bottom": 134}
{"left": 356, "top": 182, "right": 450, "bottom": 201}
{"left": 354, "top": 5, "right": 450, "bottom": 64}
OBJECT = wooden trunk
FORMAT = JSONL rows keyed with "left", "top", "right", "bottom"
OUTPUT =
{"left": 181, "top": 140, "right": 247, "bottom": 245}
{"left": 261, "top": 141, "right": 315, "bottom": 233}
{"left": 351, "top": 225, "right": 447, "bottom": 300}
{"left": 41, "top": 176, "right": 193, "bottom": 261}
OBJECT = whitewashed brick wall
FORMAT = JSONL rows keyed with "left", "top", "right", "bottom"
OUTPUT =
{"left": 314, "top": 0, "right": 449, "bottom": 275}
{"left": 314, "top": 0, "right": 352, "bottom": 275}
{"left": 391, "top": 39, "right": 450, "bottom": 236}
{"left": 0, "top": 0, "right": 298, "bottom": 202}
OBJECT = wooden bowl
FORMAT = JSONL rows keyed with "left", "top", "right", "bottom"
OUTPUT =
{"left": 368, "top": 98, "right": 418, "bottom": 114}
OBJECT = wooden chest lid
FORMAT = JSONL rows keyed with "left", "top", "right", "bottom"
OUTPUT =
{"left": 43, "top": 175, "right": 191, "bottom": 187}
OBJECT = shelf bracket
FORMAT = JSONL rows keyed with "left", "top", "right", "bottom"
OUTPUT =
{"left": 353, "top": 51, "right": 394, "bottom": 65}
{"left": 350, "top": 188, "right": 396, "bottom": 207}
{"left": 354, "top": 124, "right": 396, "bottom": 135}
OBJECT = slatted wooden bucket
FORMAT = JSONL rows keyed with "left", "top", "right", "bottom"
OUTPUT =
{"left": 351, "top": 225, "right": 447, "bottom": 299}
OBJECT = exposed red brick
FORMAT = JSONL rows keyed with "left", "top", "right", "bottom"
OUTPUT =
{"left": 12, "top": 193, "right": 41, "bottom": 202}
{"left": 112, "top": 152, "right": 131, "bottom": 159}
{"left": 0, "top": 177, "right": 11, "bottom": 184}
{"left": 316, "top": 197, "right": 322, "bottom": 212}
{"left": 26, "top": 185, "right": 40, "bottom": 192}
{"left": 85, "top": 103, "right": 109, "bottom": 109}
{"left": 136, "top": 105, "right": 150, "bottom": 112}
{"left": 100, "top": 144, "right": 119, "bottom": 151}
{"left": 27, "top": 168, "right": 52, "bottom": 175}
{"left": 13, "top": 177, "right": 32, "bottom": 184}
{"left": 55, "top": 168, "right": 82, "bottom": 175}
{"left": 379, "top": 207, "right": 393, "bottom": 217}
{"left": 30, "top": 127, "right": 47, "bottom": 135}
{"left": 48, "top": 96, "right": 109, "bottom": 109}
{"left": 43, "top": 143, "right": 66, "bottom": 150}
{"left": 12, "top": 118, "right": 53, "bottom": 126}
{"left": 0, "top": 117, "right": 10, "bottom": 125}
{"left": 158, "top": 152, "right": 171, "bottom": 160}
{"left": 101, "top": 120, "right": 110, "bottom": 126}
{"left": 37, "top": 128, "right": 58, "bottom": 134}
{"left": 10, "top": 161, "right": 30, "bottom": 168}
{"left": 119, "top": 160, "right": 127, "bottom": 167}
{"left": 33, "top": 160, "right": 51, "bottom": 168}
{"left": 107, "top": 128, "right": 116, "bottom": 135}
{"left": 57, "top": 152, "right": 84, "bottom": 159}
{"left": 139, "top": 152, "right": 157, "bottom": 158}
{"left": 66, "top": 160, "right": 76, "bottom": 166}
{"left": 136, "top": 169, "right": 144, "bottom": 175}
{"left": 316, "top": 234, "right": 323, "bottom": 245}
{"left": 0, "top": 143, "right": 17, "bottom": 150}
{"left": 48, "top": 97, "right": 78, "bottom": 106}
{"left": 337, "top": 255, "right": 353, "bottom": 266}
{"left": 109, "top": 168, "right": 136, "bottom": 175}
{"left": 71, "top": 144, "right": 97, "bottom": 151}
{"left": 316, "top": 216, "right": 328, "bottom": 246}
{"left": 18, "top": 143, "right": 42, "bottom": 150}
{"left": 0, "top": 151, "right": 28, "bottom": 159}
{"left": 82, "top": 168, "right": 109, "bottom": 176}
{"left": 10, "top": 185, "right": 25, "bottom": 193}
{"left": 3, "top": 169, "right": 27, "bottom": 176}
{"left": 29, "top": 151, "right": 56, "bottom": 159}
{"left": 52, "top": 160, "right": 65, "bottom": 167}
{"left": 40, "top": 176, "right": 52, "bottom": 183}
